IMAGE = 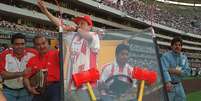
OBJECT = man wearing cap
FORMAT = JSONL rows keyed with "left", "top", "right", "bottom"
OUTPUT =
{"left": 37, "top": 0, "right": 100, "bottom": 101}
{"left": 0, "top": 33, "right": 37, "bottom": 101}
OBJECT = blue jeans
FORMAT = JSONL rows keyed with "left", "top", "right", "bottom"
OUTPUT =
{"left": 168, "top": 83, "right": 186, "bottom": 101}
{"left": 3, "top": 86, "right": 32, "bottom": 101}
{"left": 32, "top": 82, "right": 60, "bottom": 101}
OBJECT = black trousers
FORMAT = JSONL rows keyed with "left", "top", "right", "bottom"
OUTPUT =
{"left": 32, "top": 82, "right": 60, "bottom": 101}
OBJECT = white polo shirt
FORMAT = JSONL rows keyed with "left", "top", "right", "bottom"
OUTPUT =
{"left": 0, "top": 48, "right": 36, "bottom": 89}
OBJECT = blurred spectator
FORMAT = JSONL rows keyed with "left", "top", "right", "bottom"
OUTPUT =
{"left": 0, "top": 44, "right": 8, "bottom": 53}
{"left": 0, "top": 45, "right": 4, "bottom": 53}
{"left": 2, "top": 44, "right": 8, "bottom": 50}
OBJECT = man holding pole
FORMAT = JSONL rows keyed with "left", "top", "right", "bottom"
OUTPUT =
{"left": 37, "top": 0, "right": 100, "bottom": 101}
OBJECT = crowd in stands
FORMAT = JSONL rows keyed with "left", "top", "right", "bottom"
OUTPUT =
{"left": 185, "top": 52, "right": 201, "bottom": 59}
{"left": 0, "top": 20, "right": 57, "bottom": 37}
{"left": 185, "top": 52, "right": 201, "bottom": 68}
{"left": 95, "top": 0, "right": 201, "bottom": 35}
{"left": 2, "top": 0, "right": 201, "bottom": 35}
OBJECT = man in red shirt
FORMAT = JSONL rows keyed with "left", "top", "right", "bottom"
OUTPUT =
{"left": 23, "top": 35, "right": 60, "bottom": 101}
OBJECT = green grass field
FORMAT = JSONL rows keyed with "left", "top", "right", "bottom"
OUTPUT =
{"left": 187, "top": 91, "right": 201, "bottom": 101}
{"left": 184, "top": 77, "right": 201, "bottom": 80}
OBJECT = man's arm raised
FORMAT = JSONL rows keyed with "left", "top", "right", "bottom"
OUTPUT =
{"left": 37, "top": 0, "right": 76, "bottom": 31}
{"left": 37, "top": 0, "right": 60, "bottom": 27}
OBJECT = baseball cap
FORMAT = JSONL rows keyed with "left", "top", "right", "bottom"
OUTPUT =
{"left": 72, "top": 15, "right": 93, "bottom": 27}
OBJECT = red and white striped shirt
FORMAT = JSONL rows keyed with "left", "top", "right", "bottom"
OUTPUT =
{"left": 0, "top": 48, "right": 37, "bottom": 89}
{"left": 63, "top": 32, "right": 100, "bottom": 90}
{"left": 100, "top": 60, "right": 137, "bottom": 87}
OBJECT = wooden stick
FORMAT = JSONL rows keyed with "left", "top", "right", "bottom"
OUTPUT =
{"left": 86, "top": 82, "right": 96, "bottom": 101}
{"left": 138, "top": 80, "right": 145, "bottom": 101}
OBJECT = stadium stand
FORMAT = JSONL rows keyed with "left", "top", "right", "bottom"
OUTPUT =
{"left": 0, "top": 20, "right": 56, "bottom": 37}
{"left": 96, "top": 0, "right": 201, "bottom": 35}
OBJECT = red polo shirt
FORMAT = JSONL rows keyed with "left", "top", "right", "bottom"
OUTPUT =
{"left": 25, "top": 50, "right": 60, "bottom": 82}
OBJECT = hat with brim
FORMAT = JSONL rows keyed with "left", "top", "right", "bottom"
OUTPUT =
{"left": 72, "top": 15, "right": 93, "bottom": 27}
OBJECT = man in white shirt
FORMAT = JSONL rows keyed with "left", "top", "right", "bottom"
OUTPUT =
{"left": 37, "top": 1, "right": 100, "bottom": 100}
{"left": 100, "top": 44, "right": 137, "bottom": 101}
{"left": 0, "top": 33, "right": 37, "bottom": 101}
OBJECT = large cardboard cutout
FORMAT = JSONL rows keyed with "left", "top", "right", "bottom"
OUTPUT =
{"left": 63, "top": 28, "right": 166, "bottom": 101}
